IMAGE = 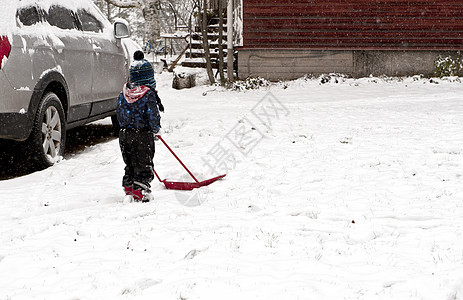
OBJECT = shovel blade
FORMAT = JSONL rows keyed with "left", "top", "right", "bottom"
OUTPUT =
{"left": 198, "top": 174, "right": 226, "bottom": 187}
{"left": 162, "top": 174, "right": 226, "bottom": 191}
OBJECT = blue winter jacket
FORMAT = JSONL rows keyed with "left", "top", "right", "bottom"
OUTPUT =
{"left": 117, "top": 83, "right": 161, "bottom": 133}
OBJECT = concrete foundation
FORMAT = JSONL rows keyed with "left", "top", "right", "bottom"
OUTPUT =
{"left": 237, "top": 49, "right": 457, "bottom": 80}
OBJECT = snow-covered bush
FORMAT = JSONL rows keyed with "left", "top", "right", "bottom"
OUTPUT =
{"left": 318, "top": 73, "right": 350, "bottom": 84}
{"left": 300, "top": 73, "right": 350, "bottom": 84}
{"left": 230, "top": 76, "right": 270, "bottom": 91}
{"left": 434, "top": 54, "right": 463, "bottom": 77}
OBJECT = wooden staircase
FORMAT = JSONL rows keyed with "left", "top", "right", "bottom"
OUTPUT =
{"left": 181, "top": 16, "right": 228, "bottom": 69}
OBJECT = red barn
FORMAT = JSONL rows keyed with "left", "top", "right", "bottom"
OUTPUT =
{"left": 235, "top": 0, "right": 463, "bottom": 80}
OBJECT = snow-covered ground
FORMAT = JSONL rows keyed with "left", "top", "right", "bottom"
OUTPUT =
{"left": 1, "top": 73, "right": 463, "bottom": 299}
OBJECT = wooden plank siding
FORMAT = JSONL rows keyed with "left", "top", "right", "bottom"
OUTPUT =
{"left": 238, "top": 50, "right": 354, "bottom": 79}
{"left": 242, "top": 0, "right": 463, "bottom": 50}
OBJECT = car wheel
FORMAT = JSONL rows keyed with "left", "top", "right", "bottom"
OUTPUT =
{"left": 28, "top": 92, "right": 66, "bottom": 168}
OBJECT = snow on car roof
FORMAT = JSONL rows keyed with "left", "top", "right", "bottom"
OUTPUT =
{"left": 0, "top": 0, "right": 112, "bottom": 36}
{"left": 0, "top": 1, "right": 17, "bottom": 35}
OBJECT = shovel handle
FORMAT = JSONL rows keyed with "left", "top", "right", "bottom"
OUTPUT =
{"left": 153, "top": 168, "right": 163, "bottom": 183}
{"left": 156, "top": 135, "right": 200, "bottom": 183}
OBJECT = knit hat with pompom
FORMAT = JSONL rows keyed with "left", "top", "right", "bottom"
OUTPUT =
{"left": 129, "top": 50, "right": 156, "bottom": 88}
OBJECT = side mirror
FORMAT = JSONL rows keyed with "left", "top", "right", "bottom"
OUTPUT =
{"left": 114, "top": 18, "right": 130, "bottom": 39}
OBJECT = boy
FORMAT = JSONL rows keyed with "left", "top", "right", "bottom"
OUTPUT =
{"left": 117, "top": 51, "right": 161, "bottom": 202}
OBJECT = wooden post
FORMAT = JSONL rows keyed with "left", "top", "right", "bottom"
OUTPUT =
{"left": 218, "top": 0, "right": 226, "bottom": 85}
{"left": 168, "top": 44, "right": 189, "bottom": 72}
{"left": 202, "top": 0, "right": 216, "bottom": 84}
{"left": 227, "top": 0, "right": 234, "bottom": 81}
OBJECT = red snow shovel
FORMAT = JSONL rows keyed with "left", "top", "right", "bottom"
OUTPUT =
{"left": 153, "top": 135, "right": 226, "bottom": 191}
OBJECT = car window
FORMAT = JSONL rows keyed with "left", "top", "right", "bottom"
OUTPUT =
{"left": 16, "top": 6, "right": 42, "bottom": 26}
{"left": 77, "top": 10, "right": 103, "bottom": 33}
{"left": 47, "top": 5, "right": 79, "bottom": 30}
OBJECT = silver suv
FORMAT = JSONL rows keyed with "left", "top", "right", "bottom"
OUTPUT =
{"left": 0, "top": 0, "right": 132, "bottom": 168}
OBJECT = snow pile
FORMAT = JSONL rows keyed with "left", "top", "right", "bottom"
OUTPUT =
{"left": 1, "top": 75, "right": 463, "bottom": 299}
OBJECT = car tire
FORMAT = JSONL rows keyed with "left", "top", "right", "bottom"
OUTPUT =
{"left": 27, "top": 92, "right": 66, "bottom": 168}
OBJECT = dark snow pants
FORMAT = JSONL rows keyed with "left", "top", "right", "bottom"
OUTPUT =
{"left": 119, "top": 128, "right": 155, "bottom": 190}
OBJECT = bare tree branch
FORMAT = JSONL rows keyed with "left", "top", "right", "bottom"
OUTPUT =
{"left": 101, "top": 0, "right": 141, "bottom": 9}
{"left": 100, "top": 0, "right": 160, "bottom": 45}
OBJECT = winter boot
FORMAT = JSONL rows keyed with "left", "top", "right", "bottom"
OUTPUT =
{"left": 123, "top": 186, "right": 134, "bottom": 203}
{"left": 143, "top": 190, "right": 154, "bottom": 202}
{"left": 124, "top": 186, "right": 133, "bottom": 195}
{"left": 132, "top": 188, "right": 153, "bottom": 203}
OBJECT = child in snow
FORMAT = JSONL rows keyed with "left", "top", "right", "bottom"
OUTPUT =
{"left": 117, "top": 51, "right": 161, "bottom": 202}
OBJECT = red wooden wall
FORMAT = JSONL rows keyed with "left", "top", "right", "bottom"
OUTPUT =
{"left": 243, "top": 0, "right": 463, "bottom": 50}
